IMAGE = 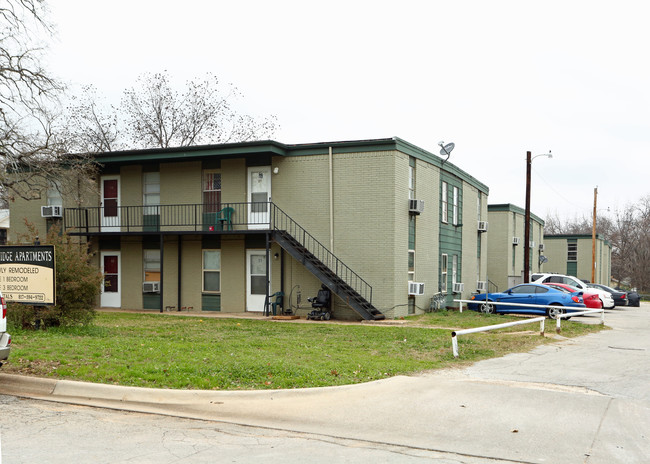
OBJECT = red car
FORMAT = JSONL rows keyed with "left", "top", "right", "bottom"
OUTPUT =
{"left": 545, "top": 283, "right": 603, "bottom": 309}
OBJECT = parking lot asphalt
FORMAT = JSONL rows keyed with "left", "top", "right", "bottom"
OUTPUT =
{"left": 1, "top": 305, "right": 649, "bottom": 463}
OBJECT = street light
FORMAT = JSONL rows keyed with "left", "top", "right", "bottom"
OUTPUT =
{"left": 524, "top": 151, "right": 552, "bottom": 283}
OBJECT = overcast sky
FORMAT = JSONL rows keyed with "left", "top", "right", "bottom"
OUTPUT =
{"left": 44, "top": 1, "right": 649, "bottom": 222}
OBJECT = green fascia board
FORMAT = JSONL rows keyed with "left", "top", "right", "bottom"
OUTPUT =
{"left": 544, "top": 233, "right": 612, "bottom": 247}
{"left": 90, "top": 137, "right": 489, "bottom": 194}
{"left": 488, "top": 203, "right": 545, "bottom": 226}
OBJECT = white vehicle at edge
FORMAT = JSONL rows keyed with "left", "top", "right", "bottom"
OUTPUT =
{"left": 531, "top": 273, "right": 616, "bottom": 309}
{"left": 0, "top": 291, "right": 10, "bottom": 366}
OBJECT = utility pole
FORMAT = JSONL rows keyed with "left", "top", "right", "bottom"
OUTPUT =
{"left": 524, "top": 151, "right": 531, "bottom": 283}
{"left": 592, "top": 187, "right": 598, "bottom": 283}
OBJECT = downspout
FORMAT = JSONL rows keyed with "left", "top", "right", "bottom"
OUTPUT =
{"left": 329, "top": 146, "right": 334, "bottom": 252}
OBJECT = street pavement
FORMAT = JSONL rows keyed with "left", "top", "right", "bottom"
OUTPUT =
{"left": 1, "top": 305, "right": 649, "bottom": 463}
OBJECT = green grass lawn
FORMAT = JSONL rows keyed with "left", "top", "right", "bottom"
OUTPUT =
{"left": 2, "top": 310, "right": 606, "bottom": 390}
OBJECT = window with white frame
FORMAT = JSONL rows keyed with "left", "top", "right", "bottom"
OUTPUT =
{"left": 452, "top": 255, "right": 458, "bottom": 286}
{"left": 47, "top": 181, "right": 62, "bottom": 206}
{"left": 408, "top": 159, "right": 415, "bottom": 200}
{"left": 202, "top": 250, "right": 221, "bottom": 293}
{"left": 143, "top": 172, "right": 160, "bottom": 215}
{"left": 408, "top": 215, "right": 415, "bottom": 281}
{"left": 441, "top": 182, "right": 448, "bottom": 223}
{"left": 203, "top": 171, "right": 221, "bottom": 213}
{"left": 143, "top": 249, "right": 161, "bottom": 283}
{"left": 452, "top": 186, "right": 459, "bottom": 225}
{"left": 441, "top": 253, "right": 448, "bottom": 293}
{"left": 567, "top": 242, "right": 578, "bottom": 262}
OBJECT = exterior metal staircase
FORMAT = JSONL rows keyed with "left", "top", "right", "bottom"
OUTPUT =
{"left": 271, "top": 205, "right": 385, "bottom": 321}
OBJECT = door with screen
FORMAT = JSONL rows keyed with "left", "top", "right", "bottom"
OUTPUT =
{"left": 246, "top": 250, "right": 268, "bottom": 311}
{"left": 247, "top": 167, "right": 271, "bottom": 229}
{"left": 101, "top": 176, "right": 120, "bottom": 232}
{"left": 100, "top": 252, "right": 121, "bottom": 307}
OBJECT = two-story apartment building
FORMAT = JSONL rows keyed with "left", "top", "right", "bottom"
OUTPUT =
{"left": 486, "top": 204, "right": 545, "bottom": 291}
{"left": 8, "top": 137, "right": 489, "bottom": 320}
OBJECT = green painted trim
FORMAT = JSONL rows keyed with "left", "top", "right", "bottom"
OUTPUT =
{"left": 92, "top": 137, "right": 489, "bottom": 195}
{"left": 488, "top": 203, "right": 545, "bottom": 226}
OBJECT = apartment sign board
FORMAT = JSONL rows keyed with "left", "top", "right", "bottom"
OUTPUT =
{"left": 0, "top": 246, "right": 56, "bottom": 305}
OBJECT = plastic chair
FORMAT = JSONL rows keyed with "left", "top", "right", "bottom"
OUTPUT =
{"left": 217, "top": 207, "right": 235, "bottom": 230}
{"left": 269, "top": 291, "right": 284, "bottom": 315}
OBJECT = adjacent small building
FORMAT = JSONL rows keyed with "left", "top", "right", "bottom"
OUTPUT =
{"left": 486, "top": 204, "right": 545, "bottom": 292}
{"left": 542, "top": 234, "right": 612, "bottom": 285}
{"left": 8, "top": 137, "right": 490, "bottom": 320}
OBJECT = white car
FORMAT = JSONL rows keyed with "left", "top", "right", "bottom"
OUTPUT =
{"left": 0, "top": 292, "right": 10, "bottom": 367}
{"left": 531, "top": 273, "right": 615, "bottom": 309}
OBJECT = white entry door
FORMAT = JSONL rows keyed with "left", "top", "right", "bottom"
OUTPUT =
{"left": 101, "top": 175, "right": 120, "bottom": 232}
{"left": 247, "top": 167, "right": 271, "bottom": 229}
{"left": 246, "top": 250, "right": 268, "bottom": 312}
{"left": 100, "top": 251, "right": 121, "bottom": 307}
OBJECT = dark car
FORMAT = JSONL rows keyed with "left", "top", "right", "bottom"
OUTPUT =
{"left": 618, "top": 288, "right": 640, "bottom": 307}
{"left": 589, "top": 284, "right": 628, "bottom": 307}
{"left": 468, "top": 283, "right": 586, "bottom": 319}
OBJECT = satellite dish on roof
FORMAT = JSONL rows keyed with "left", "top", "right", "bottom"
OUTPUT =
{"left": 438, "top": 141, "right": 455, "bottom": 163}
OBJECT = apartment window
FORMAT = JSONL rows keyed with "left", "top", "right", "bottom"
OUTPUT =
{"left": 567, "top": 242, "right": 578, "bottom": 262}
{"left": 441, "top": 182, "right": 448, "bottom": 223}
{"left": 441, "top": 253, "right": 448, "bottom": 293}
{"left": 203, "top": 250, "right": 221, "bottom": 293}
{"left": 477, "top": 193, "right": 482, "bottom": 222}
{"left": 203, "top": 171, "right": 222, "bottom": 213}
{"left": 143, "top": 249, "right": 161, "bottom": 282}
{"left": 47, "top": 182, "right": 62, "bottom": 206}
{"left": 143, "top": 172, "right": 160, "bottom": 215}
{"left": 408, "top": 157, "right": 415, "bottom": 200}
{"left": 452, "top": 186, "right": 459, "bottom": 225}
{"left": 452, "top": 255, "right": 458, "bottom": 286}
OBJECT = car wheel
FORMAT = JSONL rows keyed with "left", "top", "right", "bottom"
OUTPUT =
{"left": 479, "top": 302, "right": 496, "bottom": 314}
{"left": 547, "top": 306, "right": 565, "bottom": 320}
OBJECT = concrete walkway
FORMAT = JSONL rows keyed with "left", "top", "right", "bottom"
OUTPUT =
{"left": 1, "top": 305, "right": 648, "bottom": 463}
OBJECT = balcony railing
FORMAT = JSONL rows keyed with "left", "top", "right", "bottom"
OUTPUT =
{"left": 64, "top": 202, "right": 270, "bottom": 234}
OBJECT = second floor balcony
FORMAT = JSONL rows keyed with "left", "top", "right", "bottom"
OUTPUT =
{"left": 64, "top": 202, "right": 273, "bottom": 235}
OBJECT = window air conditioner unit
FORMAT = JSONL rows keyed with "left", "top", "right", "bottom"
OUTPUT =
{"left": 41, "top": 205, "right": 63, "bottom": 218}
{"left": 539, "top": 243, "right": 545, "bottom": 252}
{"left": 512, "top": 237, "right": 520, "bottom": 246}
{"left": 453, "top": 282, "right": 464, "bottom": 293}
{"left": 530, "top": 241, "right": 535, "bottom": 248}
{"left": 408, "top": 281, "right": 425, "bottom": 295}
{"left": 477, "top": 281, "right": 486, "bottom": 292}
{"left": 408, "top": 199, "right": 424, "bottom": 215}
{"left": 142, "top": 281, "right": 160, "bottom": 293}
{"left": 477, "top": 221, "right": 488, "bottom": 232}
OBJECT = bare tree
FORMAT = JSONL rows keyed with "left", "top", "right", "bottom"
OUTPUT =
{"left": 0, "top": 0, "right": 96, "bottom": 202}
{"left": 121, "top": 72, "right": 278, "bottom": 149}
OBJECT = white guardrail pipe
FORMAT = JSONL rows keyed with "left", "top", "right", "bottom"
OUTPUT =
{"left": 451, "top": 300, "right": 605, "bottom": 357}
{"left": 451, "top": 316, "right": 546, "bottom": 358}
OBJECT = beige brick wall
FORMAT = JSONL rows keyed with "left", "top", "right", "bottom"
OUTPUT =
{"left": 121, "top": 237, "right": 143, "bottom": 309}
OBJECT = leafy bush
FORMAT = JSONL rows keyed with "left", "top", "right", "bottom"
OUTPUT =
{"left": 7, "top": 221, "right": 103, "bottom": 329}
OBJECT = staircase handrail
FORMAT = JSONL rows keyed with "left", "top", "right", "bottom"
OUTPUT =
{"left": 270, "top": 203, "right": 373, "bottom": 305}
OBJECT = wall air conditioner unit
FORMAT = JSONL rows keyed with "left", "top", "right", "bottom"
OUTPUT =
{"left": 477, "top": 221, "right": 488, "bottom": 232}
{"left": 539, "top": 243, "right": 545, "bottom": 252}
{"left": 477, "top": 281, "right": 486, "bottom": 292}
{"left": 408, "top": 199, "right": 424, "bottom": 215}
{"left": 512, "top": 237, "right": 520, "bottom": 246}
{"left": 530, "top": 241, "right": 535, "bottom": 248}
{"left": 142, "top": 281, "right": 160, "bottom": 293}
{"left": 408, "top": 281, "right": 425, "bottom": 295}
{"left": 453, "top": 282, "right": 464, "bottom": 293}
{"left": 41, "top": 205, "right": 63, "bottom": 218}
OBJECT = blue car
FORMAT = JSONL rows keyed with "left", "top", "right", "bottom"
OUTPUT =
{"left": 468, "top": 283, "right": 586, "bottom": 319}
